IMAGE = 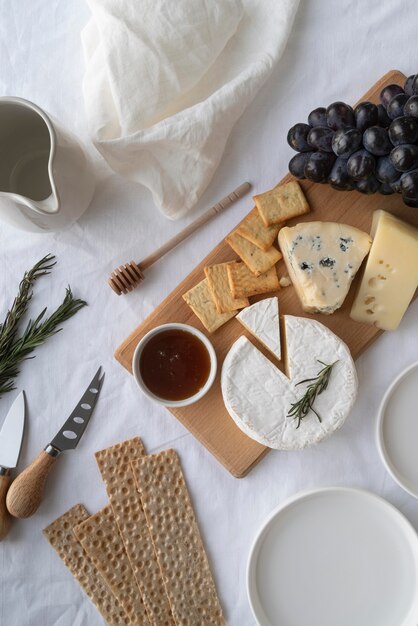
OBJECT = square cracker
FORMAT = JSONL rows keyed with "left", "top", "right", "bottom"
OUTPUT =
{"left": 73, "top": 505, "right": 150, "bottom": 626}
{"left": 254, "top": 181, "right": 310, "bottom": 227}
{"left": 235, "top": 207, "right": 280, "bottom": 251}
{"left": 182, "top": 278, "right": 236, "bottom": 333}
{"left": 43, "top": 504, "right": 130, "bottom": 626}
{"left": 204, "top": 262, "right": 249, "bottom": 313}
{"left": 131, "top": 449, "right": 225, "bottom": 626}
{"left": 227, "top": 262, "right": 280, "bottom": 298}
{"left": 95, "top": 438, "right": 175, "bottom": 626}
{"left": 225, "top": 231, "right": 282, "bottom": 276}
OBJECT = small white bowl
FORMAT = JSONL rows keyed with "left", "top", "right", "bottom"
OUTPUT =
{"left": 377, "top": 361, "right": 418, "bottom": 499}
{"left": 132, "top": 323, "right": 217, "bottom": 408}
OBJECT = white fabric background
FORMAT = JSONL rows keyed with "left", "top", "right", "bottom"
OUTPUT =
{"left": 0, "top": 1, "right": 418, "bottom": 625}
{"left": 82, "top": 0, "right": 299, "bottom": 218}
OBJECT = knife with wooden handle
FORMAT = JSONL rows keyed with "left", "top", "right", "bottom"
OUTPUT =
{"left": 7, "top": 367, "right": 104, "bottom": 519}
{"left": 0, "top": 391, "right": 25, "bottom": 540}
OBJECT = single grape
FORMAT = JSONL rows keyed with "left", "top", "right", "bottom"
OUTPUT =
{"left": 347, "top": 149, "right": 375, "bottom": 180}
{"left": 332, "top": 128, "right": 362, "bottom": 158}
{"left": 390, "top": 144, "right": 418, "bottom": 172}
{"left": 375, "top": 156, "right": 400, "bottom": 183}
{"left": 289, "top": 152, "right": 312, "bottom": 179}
{"left": 380, "top": 84, "right": 404, "bottom": 109}
{"left": 363, "top": 126, "right": 392, "bottom": 156}
{"left": 287, "top": 123, "right": 311, "bottom": 152}
{"left": 390, "top": 177, "right": 403, "bottom": 193}
{"left": 399, "top": 169, "right": 418, "bottom": 196}
{"left": 356, "top": 175, "right": 380, "bottom": 194}
{"left": 377, "top": 104, "right": 391, "bottom": 128}
{"left": 379, "top": 182, "right": 395, "bottom": 195}
{"left": 304, "top": 152, "right": 336, "bottom": 182}
{"left": 388, "top": 116, "right": 418, "bottom": 145}
{"left": 402, "top": 193, "right": 418, "bottom": 208}
{"left": 413, "top": 75, "right": 418, "bottom": 96}
{"left": 326, "top": 102, "right": 355, "bottom": 130}
{"left": 387, "top": 93, "right": 409, "bottom": 119}
{"left": 328, "top": 157, "right": 355, "bottom": 190}
{"left": 404, "top": 75, "right": 417, "bottom": 96}
{"left": 404, "top": 96, "right": 418, "bottom": 118}
{"left": 307, "top": 126, "right": 334, "bottom": 152}
{"left": 308, "top": 107, "right": 327, "bottom": 127}
{"left": 354, "top": 101, "right": 378, "bottom": 132}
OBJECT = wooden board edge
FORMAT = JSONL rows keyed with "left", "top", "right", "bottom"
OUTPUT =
{"left": 231, "top": 447, "right": 272, "bottom": 478}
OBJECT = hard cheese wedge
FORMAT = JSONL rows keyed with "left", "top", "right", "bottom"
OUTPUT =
{"left": 278, "top": 222, "right": 372, "bottom": 314}
{"left": 221, "top": 315, "right": 357, "bottom": 450}
{"left": 350, "top": 210, "right": 418, "bottom": 330}
{"left": 236, "top": 297, "right": 281, "bottom": 360}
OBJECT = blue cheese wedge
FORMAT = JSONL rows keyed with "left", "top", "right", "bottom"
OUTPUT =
{"left": 278, "top": 222, "right": 372, "bottom": 314}
{"left": 221, "top": 315, "right": 357, "bottom": 450}
{"left": 236, "top": 297, "right": 281, "bottom": 361}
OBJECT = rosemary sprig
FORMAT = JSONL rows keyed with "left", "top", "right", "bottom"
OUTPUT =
{"left": 287, "top": 360, "right": 338, "bottom": 429}
{"left": 0, "top": 254, "right": 56, "bottom": 361}
{"left": 0, "top": 255, "right": 87, "bottom": 398}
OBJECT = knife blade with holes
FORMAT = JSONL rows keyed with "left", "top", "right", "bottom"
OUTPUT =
{"left": 6, "top": 367, "right": 104, "bottom": 519}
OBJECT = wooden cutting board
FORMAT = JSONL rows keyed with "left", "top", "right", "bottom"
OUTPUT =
{"left": 116, "top": 69, "right": 418, "bottom": 478}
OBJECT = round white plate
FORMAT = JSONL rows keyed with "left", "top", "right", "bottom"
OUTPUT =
{"left": 377, "top": 361, "right": 418, "bottom": 498}
{"left": 247, "top": 488, "right": 418, "bottom": 626}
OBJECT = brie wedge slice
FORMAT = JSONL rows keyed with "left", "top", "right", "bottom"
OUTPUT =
{"left": 278, "top": 222, "right": 372, "bottom": 314}
{"left": 221, "top": 315, "right": 357, "bottom": 450}
{"left": 236, "top": 297, "right": 281, "bottom": 361}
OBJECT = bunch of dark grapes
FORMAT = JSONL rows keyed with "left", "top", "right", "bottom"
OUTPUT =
{"left": 287, "top": 74, "right": 418, "bottom": 208}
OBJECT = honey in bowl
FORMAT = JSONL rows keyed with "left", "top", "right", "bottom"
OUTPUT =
{"left": 139, "top": 328, "right": 211, "bottom": 402}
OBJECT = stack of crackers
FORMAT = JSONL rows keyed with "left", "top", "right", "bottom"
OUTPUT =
{"left": 44, "top": 438, "right": 224, "bottom": 626}
{"left": 182, "top": 181, "right": 310, "bottom": 333}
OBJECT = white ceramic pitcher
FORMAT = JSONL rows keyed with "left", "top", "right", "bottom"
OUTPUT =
{"left": 0, "top": 97, "right": 95, "bottom": 232}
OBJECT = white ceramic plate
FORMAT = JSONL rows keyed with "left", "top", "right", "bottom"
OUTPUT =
{"left": 247, "top": 488, "right": 418, "bottom": 626}
{"left": 377, "top": 361, "right": 418, "bottom": 499}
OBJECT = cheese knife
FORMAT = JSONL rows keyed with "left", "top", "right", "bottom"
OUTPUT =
{"left": 0, "top": 391, "right": 26, "bottom": 540}
{"left": 6, "top": 367, "right": 104, "bottom": 519}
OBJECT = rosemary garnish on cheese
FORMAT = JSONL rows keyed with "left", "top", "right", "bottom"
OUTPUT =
{"left": 287, "top": 360, "right": 338, "bottom": 428}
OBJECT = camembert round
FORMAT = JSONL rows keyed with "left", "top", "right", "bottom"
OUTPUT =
{"left": 221, "top": 315, "right": 357, "bottom": 450}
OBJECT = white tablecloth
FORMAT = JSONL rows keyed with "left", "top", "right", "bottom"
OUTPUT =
{"left": 1, "top": 2, "right": 418, "bottom": 625}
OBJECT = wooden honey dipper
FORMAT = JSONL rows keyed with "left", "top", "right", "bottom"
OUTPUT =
{"left": 108, "top": 182, "right": 251, "bottom": 295}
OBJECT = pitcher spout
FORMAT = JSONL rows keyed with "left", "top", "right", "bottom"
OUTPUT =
{"left": 0, "top": 191, "right": 56, "bottom": 232}
{"left": 32, "top": 190, "right": 59, "bottom": 215}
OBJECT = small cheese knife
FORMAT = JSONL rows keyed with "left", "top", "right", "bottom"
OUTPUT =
{"left": 0, "top": 391, "right": 26, "bottom": 540}
{"left": 6, "top": 367, "right": 104, "bottom": 519}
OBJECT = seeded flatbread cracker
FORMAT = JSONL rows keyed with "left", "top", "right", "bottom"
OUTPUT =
{"left": 95, "top": 438, "right": 175, "bottom": 626}
{"left": 254, "top": 181, "right": 310, "bottom": 227}
{"left": 225, "top": 231, "right": 282, "bottom": 276}
{"left": 182, "top": 278, "right": 236, "bottom": 333}
{"left": 132, "top": 450, "right": 225, "bottom": 626}
{"left": 74, "top": 505, "right": 150, "bottom": 626}
{"left": 235, "top": 207, "right": 280, "bottom": 251}
{"left": 43, "top": 504, "right": 130, "bottom": 626}
{"left": 204, "top": 262, "right": 249, "bottom": 313}
{"left": 227, "top": 262, "right": 280, "bottom": 298}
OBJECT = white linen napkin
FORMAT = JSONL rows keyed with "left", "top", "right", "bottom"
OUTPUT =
{"left": 82, "top": 0, "right": 299, "bottom": 219}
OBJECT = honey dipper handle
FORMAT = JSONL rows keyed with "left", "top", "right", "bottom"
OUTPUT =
{"left": 6, "top": 450, "right": 57, "bottom": 519}
{"left": 139, "top": 182, "right": 251, "bottom": 271}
